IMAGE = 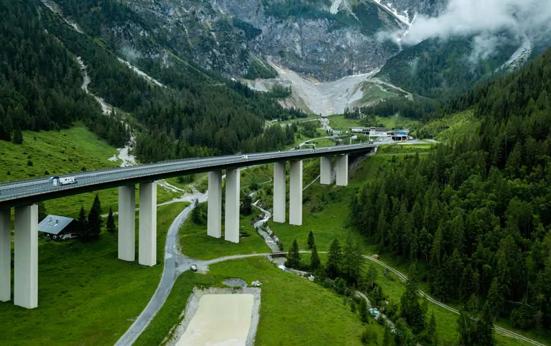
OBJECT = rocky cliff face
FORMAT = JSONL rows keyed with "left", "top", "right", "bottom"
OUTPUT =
{"left": 215, "top": 0, "right": 402, "bottom": 80}
{"left": 54, "top": 0, "right": 544, "bottom": 114}
{"left": 384, "top": 0, "right": 447, "bottom": 19}
{"left": 122, "top": 0, "right": 408, "bottom": 81}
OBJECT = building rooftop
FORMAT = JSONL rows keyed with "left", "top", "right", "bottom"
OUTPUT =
{"left": 38, "top": 215, "right": 74, "bottom": 235}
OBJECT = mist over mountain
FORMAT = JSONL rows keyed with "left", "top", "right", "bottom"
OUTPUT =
{"left": 401, "top": 0, "right": 551, "bottom": 46}
{"left": 374, "top": 0, "right": 551, "bottom": 98}
{"left": 5, "top": 0, "right": 550, "bottom": 121}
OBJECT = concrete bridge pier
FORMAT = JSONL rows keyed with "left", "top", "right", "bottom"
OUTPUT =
{"left": 320, "top": 157, "right": 333, "bottom": 185}
{"left": 336, "top": 155, "right": 349, "bottom": 187}
{"left": 0, "top": 208, "right": 10, "bottom": 302}
{"left": 289, "top": 160, "right": 303, "bottom": 226}
{"left": 118, "top": 185, "right": 136, "bottom": 262}
{"left": 273, "top": 162, "right": 286, "bottom": 223}
{"left": 14, "top": 204, "right": 38, "bottom": 309}
{"left": 207, "top": 171, "right": 222, "bottom": 238}
{"left": 224, "top": 168, "right": 240, "bottom": 243}
{"left": 139, "top": 182, "right": 157, "bottom": 266}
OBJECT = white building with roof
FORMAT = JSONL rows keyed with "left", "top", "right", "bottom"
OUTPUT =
{"left": 38, "top": 215, "right": 76, "bottom": 240}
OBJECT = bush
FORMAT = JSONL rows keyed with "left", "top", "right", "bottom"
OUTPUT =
{"left": 511, "top": 304, "right": 536, "bottom": 330}
{"left": 361, "top": 327, "right": 378, "bottom": 345}
{"left": 191, "top": 201, "right": 207, "bottom": 225}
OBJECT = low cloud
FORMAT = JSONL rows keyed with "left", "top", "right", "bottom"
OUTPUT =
{"left": 394, "top": 0, "right": 551, "bottom": 47}
{"left": 468, "top": 34, "right": 502, "bottom": 63}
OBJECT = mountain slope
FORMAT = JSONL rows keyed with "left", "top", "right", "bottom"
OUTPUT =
{"left": 353, "top": 47, "right": 551, "bottom": 337}
{"left": 48, "top": 0, "right": 551, "bottom": 114}
{"left": 1, "top": 0, "right": 304, "bottom": 165}
{"left": 376, "top": 35, "right": 520, "bottom": 98}
{"left": 0, "top": 0, "right": 124, "bottom": 144}
{"left": 54, "top": 0, "right": 404, "bottom": 81}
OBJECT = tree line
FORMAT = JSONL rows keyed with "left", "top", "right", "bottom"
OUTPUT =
{"left": 285, "top": 231, "right": 450, "bottom": 345}
{"left": 352, "top": 48, "right": 551, "bottom": 334}
{"left": 0, "top": 0, "right": 129, "bottom": 147}
{"left": 46, "top": 0, "right": 306, "bottom": 162}
{"left": 2, "top": 0, "right": 305, "bottom": 165}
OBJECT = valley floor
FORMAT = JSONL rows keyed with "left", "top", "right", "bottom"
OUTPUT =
{"left": 136, "top": 148, "right": 547, "bottom": 346}
{"left": 0, "top": 125, "right": 548, "bottom": 346}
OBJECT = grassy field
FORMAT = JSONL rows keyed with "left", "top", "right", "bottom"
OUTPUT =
{"left": 329, "top": 115, "right": 420, "bottom": 132}
{"left": 0, "top": 202, "right": 188, "bottom": 345}
{"left": 179, "top": 164, "right": 282, "bottom": 260}
{"left": 416, "top": 110, "right": 480, "bottom": 142}
{"left": 0, "top": 126, "right": 118, "bottom": 182}
{"left": 137, "top": 257, "right": 384, "bottom": 346}
{"left": 329, "top": 115, "right": 363, "bottom": 130}
{"left": 2, "top": 125, "right": 537, "bottom": 345}
{"left": 0, "top": 126, "right": 181, "bottom": 218}
{"left": 179, "top": 210, "right": 270, "bottom": 260}
{"left": 269, "top": 188, "right": 370, "bottom": 253}
{"left": 267, "top": 152, "right": 535, "bottom": 346}
{"left": 375, "top": 115, "right": 420, "bottom": 130}
{"left": 359, "top": 81, "right": 402, "bottom": 104}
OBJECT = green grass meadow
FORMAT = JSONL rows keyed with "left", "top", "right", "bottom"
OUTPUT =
{"left": 0, "top": 126, "right": 182, "bottom": 217}
{"left": 329, "top": 115, "right": 420, "bottom": 132}
{"left": 137, "top": 257, "right": 384, "bottom": 346}
{"left": 0, "top": 202, "right": 188, "bottom": 345}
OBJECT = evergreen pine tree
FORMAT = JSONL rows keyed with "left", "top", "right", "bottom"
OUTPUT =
{"left": 460, "top": 264, "right": 476, "bottom": 299}
{"left": 307, "top": 230, "right": 315, "bottom": 249}
{"left": 366, "top": 265, "right": 377, "bottom": 289}
{"left": 487, "top": 278, "right": 504, "bottom": 319}
{"left": 400, "top": 278, "right": 425, "bottom": 333}
{"left": 0, "top": 111, "right": 12, "bottom": 141}
{"left": 342, "top": 236, "right": 363, "bottom": 285}
{"left": 383, "top": 325, "right": 394, "bottom": 346}
{"left": 191, "top": 199, "right": 204, "bottom": 225}
{"left": 240, "top": 195, "right": 253, "bottom": 215}
{"left": 85, "top": 195, "right": 102, "bottom": 241}
{"left": 358, "top": 298, "right": 369, "bottom": 323}
{"left": 361, "top": 327, "right": 377, "bottom": 345}
{"left": 325, "top": 239, "right": 342, "bottom": 279}
{"left": 77, "top": 206, "right": 87, "bottom": 239}
{"left": 310, "top": 244, "right": 321, "bottom": 271}
{"left": 286, "top": 239, "right": 300, "bottom": 269}
{"left": 458, "top": 309, "right": 475, "bottom": 346}
{"left": 376, "top": 206, "right": 387, "bottom": 247}
{"left": 106, "top": 207, "right": 116, "bottom": 233}
{"left": 477, "top": 302, "right": 495, "bottom": 346}
{"left": 12, "top": 127, "right": 23, "bottom": 144}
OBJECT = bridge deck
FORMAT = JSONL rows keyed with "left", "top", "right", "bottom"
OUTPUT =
{"left": 0, "top": 144, "right": 375, "bottom": 207}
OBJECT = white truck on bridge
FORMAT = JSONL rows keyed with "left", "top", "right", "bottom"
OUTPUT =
{"left": 50, "top": 176, "right": 78, "bottom": 187}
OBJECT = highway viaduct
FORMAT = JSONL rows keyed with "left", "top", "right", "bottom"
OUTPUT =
{"left": 0, "top": 144, "right": 376, "bottom": 309}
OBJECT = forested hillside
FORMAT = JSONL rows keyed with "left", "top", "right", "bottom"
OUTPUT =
{"left": 0, "top": 0, "right": 304, "bottom": 165}
{"left": 353, "top": 49, "right": 551, "bottom": 332}
{"left": 0, "top": 0, "right": 128, "bottom": 146}
{"left": 377, "top": 36, "right": 519, "bottom": 99}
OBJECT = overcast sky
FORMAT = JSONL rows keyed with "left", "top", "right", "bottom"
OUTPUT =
{"left": 402, "top": 0, "right": 551, "bottom": 45}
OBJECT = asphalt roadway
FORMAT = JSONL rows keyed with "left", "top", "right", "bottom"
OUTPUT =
{"left": 0, "top": 144, "right": 375, "bottom": 208}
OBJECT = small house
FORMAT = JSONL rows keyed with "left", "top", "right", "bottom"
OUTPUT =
{"left": 389, "top": 129, "right": 410, "bottom": 141}
{"left": 368, "top": 127, "right": 391, "bottom": 139}
{"left": 38, "top": 215, "right": 77, "bottom": 241}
